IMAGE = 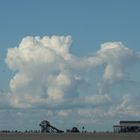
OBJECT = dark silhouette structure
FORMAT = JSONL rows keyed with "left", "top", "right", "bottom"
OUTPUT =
{"left": 114, "top": 121, "right": 140, "bottom": 133}
{"left": 39, "top": 120, "right": 64, "bottom": 133}
{"left": 67, "top": 127, "right": 80, "bottom": 133}
{"left": 71, "top": 127, "right": 80, "bottom": 132}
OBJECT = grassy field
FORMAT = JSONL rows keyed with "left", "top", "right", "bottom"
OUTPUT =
{"left": 0, "top": 133, "right": 140, "bottom": 140}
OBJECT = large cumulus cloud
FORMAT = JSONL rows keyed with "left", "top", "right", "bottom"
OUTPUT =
{"left": 6, "top": 36, "right": 82, "bottom": 108}
{"left": 3, "top": 35, "right": 140, "bottom": 126}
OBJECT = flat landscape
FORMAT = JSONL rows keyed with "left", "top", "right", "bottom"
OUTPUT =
{"left": 0, "top": 133, "right": 140, "bottom": 140}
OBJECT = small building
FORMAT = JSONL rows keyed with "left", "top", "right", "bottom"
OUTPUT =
{"left": 66, "top": 127, "right": 80, "bottom": 133}
{"left": 114, "top": 121, "right": 140, "bottom": 133}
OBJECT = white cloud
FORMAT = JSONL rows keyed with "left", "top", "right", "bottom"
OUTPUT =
{"left": 93, "top": 42, "right": 139, "bottom": 94}
{"left": 5, "top": 36, "right": 140, "bottom": 109}
{"left": 5, "top": 36, "right": 74, "bottom": 108}
{"left": 1, "top": 35, "right": 140, "bottom": 130}
{"left": 85, "top": 94, "right": 111, "bottom": 106}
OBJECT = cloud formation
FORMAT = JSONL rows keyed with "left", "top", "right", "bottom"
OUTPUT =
{"left": 3, "top": 35, "right": 140, "bottom": 130}
{"left": 95, "top": 42, "right": 138, "bottom": 94}
{"left": 5, "top": 35, "right": 140, "bottom": 110}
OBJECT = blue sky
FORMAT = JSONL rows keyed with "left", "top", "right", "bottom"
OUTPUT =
{"left": 0, "top": 0, "right": 140, "bottom": 131}
{"left": 1, "top": 0, "right": 140, "bottom": 90}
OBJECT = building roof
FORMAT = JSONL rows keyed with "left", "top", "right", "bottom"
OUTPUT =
{"left": 120, "top": 121, "right": 140, "bottom": 124}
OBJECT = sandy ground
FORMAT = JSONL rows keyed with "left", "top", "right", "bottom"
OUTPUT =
{"left": 0, "top": 133, "right": 140, "bottom": 140}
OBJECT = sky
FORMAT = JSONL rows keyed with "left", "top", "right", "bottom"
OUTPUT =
{"left": 0, "top": 0, "right": 140, "bottom": 131}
